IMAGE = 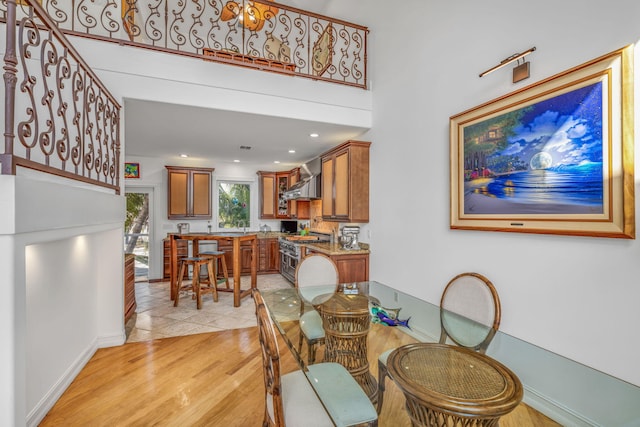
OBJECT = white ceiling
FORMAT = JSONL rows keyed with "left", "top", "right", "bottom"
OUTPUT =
{"left": 124, "top": 99, "right": 369, "bottom": 172}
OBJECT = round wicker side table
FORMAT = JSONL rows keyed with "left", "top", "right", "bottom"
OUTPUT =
{"left": 387, "top": 343, "right": 523, "bottom": 427}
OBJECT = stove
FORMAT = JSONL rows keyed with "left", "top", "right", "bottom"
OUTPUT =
{"left": 279, "top": 232, "right": 331, "bottom": 283}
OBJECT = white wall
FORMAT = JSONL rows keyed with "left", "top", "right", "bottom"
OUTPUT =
{"left": 69, "top": 35, "right": 373, "bottom": 130}
{"left": 351, "top": 0, "right": 640, "bottom": 389}
{"left": 25, "top": 229, "right": 123, "bottom": 416}
{"left": 0, "top": 205, "right": 18, "bottom": 426}
{"left": 0, "top": 173, "right": 125, "bottom": 427}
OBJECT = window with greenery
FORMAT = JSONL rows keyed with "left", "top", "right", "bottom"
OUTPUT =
{"left": 218, "top": 182, "right": 250, "bottom": 229}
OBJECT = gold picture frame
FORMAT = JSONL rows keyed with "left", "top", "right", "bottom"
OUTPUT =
{"left": 450, "top": 46, "right": 634, "bottom": 239}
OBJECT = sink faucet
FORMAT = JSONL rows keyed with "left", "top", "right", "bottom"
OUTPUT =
{"left": 237, "top": 220, "right": 247, "bottom": 233}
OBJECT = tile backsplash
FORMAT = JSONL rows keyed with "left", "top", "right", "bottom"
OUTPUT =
{"left": 309, "top": 200, "right": 339, "bottom": 235}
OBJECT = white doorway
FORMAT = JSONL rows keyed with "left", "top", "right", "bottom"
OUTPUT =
{"left": 124, "top": 187, "right": 154, "bottom": 282}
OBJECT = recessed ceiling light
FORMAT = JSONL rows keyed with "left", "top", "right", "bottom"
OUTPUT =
{"left": 310, "top": 133, "right": 319, "bottom": 138}
{"left": 289, "top": 149, "right": 296, "bottom": 153}
{"left": 233, "top": 159, "right": 240, "bottom": 163}
{"left": 180, "top": 154, "right": 188, "bottom": 158}
{"left": 274, "top": 160, "right": 280, "bottom": 164}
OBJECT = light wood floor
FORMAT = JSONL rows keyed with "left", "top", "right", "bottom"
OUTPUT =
{"left": 41, "top": 324, "right": 561, "bottom": 426}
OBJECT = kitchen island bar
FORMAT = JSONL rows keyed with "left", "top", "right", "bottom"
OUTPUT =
{"left": 169, "top": 233, "right": 258, "bottom": 307}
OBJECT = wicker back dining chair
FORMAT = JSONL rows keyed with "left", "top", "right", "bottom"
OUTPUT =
{"left": 252, "top": 289, "right": 378, "bottom": 427}
{"left": 295, "top": 253, "right": 339, "bottom": 364}
{"left": 376, "top": 272, "right": 501, "bottom": 414}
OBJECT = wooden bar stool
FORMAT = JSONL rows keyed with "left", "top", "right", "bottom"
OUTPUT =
{"left": 199, "top": 250, "right": 230, "bottom": 290}
{"left": 174, "top": 256, "right": 219, "bottom": 309}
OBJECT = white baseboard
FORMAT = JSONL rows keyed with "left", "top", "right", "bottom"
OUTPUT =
{"left": 98, "top": 329, "right": 127, "bottom": 348}
{"left": 25, "top": 330, "right": 125, "bottom": 427}
{"left": 26, "top": 339, "right": 98, "bottom": 427}
{"left": 523, "top": 385, "right": 600, "bottom": 427}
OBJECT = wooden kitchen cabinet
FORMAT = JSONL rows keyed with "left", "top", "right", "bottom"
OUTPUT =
{"left": 294, "top": 201, "right": 310, "bottom": 220}
{"left": 259, "top": 238, "right": 280, "bottom": 273}
{"left": 216, "top": 240, "right": 254, "bottom": 275}
{"left": 166, "top": 166, "right": 214, "bottom": 219}
{"left": 163, "top": 239, "right": 188, "bottom": 280}
{"left": 288, "top": 169, "right": 299, "bottom": 219}
{"left": 321, "top": 140, "right": 370, "bottom": 222}
{"left": 330, "top": 253, "right": 369, "bottom": 283}
{"left": 276, "top": 172, "right": 291, "bottom": 218}
{"left": 124, "top": 253, "right": 137, "bottom": 323}
{"left": 304, "top": 246, "right": 369, "bottom": 283}
{"left": 288, "top": 168, "right": 310, "bottom": 220}
{"left": 258, "top": 171, "right": 277, "bottom": 219}
{"left": 212, "top": 237, "right": 278, "bottom": 275}
{"left": 258, "top": 170, "right": 304, "bottom": 219}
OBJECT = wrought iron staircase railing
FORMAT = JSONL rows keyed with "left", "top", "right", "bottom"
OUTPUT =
{"left": 1, "top": 0, "right": 369, "bottom": 89}
{"left": 2, "top": 0, "right": 121, "bottom": 193}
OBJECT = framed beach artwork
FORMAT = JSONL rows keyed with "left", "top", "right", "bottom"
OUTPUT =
{"left": 450, "top": 46, "right": 634, "bottom": 238}
{"left": 124, "top": 162, "right": 140, "bottom": 179}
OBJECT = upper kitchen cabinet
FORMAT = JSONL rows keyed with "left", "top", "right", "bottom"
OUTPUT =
{"left": 276, "top": 172, "right": 290, "bottom": 218}
{"left": 321, "top": 140, "right": 370, "bottom": 222}
{"left": 166, "top": 166, "right": 214, "bottom": 219}
{"left": 258, "top": 171, "right": 291, "bottom": 219}
{"left": 258, "top": 171, "right": 277, "bottom": 219}
{"left": 258, "top": 169, "right": 310, "bottom": 220}
{"left": 288, "top": 168, "right": 310, "bottom": 220}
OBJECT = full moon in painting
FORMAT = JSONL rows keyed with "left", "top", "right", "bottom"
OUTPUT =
{"left": 530, "top": 152, "right": 553, "bottom": 170}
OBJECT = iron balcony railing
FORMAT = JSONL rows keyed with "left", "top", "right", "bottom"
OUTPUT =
{"left": 0, "top": 0, "right": 368, "bottom": 89}
{"left": 2, "top": 0, "right": 121, "bottom": 193}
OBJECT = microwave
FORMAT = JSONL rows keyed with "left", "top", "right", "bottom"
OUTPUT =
{"left": 280, "top": 220, "right": 298, "bottom": 234}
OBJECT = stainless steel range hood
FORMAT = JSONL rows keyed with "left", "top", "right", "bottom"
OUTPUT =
{"left": 283, "top": 157, "right": 322, "bottom": 200}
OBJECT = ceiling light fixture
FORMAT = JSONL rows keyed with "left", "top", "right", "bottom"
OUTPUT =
{"left": 233, "top": 159, "right": 240, "bottom": 163}
{"left": 289, "top": 149, "right": 296, "bottom": 153}
{"left": 274, "top": 160, "right": 280, "bottom": 164}
{"left": 180, "top": 154, "right": 188, "bottom": 158}
{"left": 479, "top": 47, "right": 536, "bottom": 83}
{"left": 310, "top": 133, "right": 319, "bottom": 138}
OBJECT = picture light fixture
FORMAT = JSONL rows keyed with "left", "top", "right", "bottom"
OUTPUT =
{"left": 479, "top": 47, "right": 537, "bottom": 82}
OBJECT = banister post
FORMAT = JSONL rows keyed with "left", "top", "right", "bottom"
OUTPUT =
{"left": 2, "top": 0, "right": 18, "bottom": 174}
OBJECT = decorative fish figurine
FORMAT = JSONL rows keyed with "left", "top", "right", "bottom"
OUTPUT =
{"left": 370, "top": 305, "right": 410, "bottom": 328}
{"left": 375, "top": 311, "right": 411, "bottom": 328}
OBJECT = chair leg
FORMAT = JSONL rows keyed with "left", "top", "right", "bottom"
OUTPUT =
{"left": 174, "top": 261, "right": 187, "bottom": 307}
{"left": 376, "top": 361, "right": 388, "bottom": 414}
{"left": 297, "top": 329, "right": 304, "bottom": 355}
{"left": 206, "top": 259, "right": 219, "bottom": 302}
{"left": 308, "top": 341, "right": 316, "bottom": 365}
{"left": 297, "top": 304, "right": 305, "bottom": 354}
{"left": 194, "top": 266, "right": 202, "bottom": 310}
{"left": 218, "top": 255, "right": 230, "bottom": 289}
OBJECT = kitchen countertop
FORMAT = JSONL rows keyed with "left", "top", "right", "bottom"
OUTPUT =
{"left": 258, "top": 231, "right": 370, "bottom": 255}
{"left": 165, "top": 231, "right": 281, "bottom": 240}
{"left": 302, "top": 241, "right": 370, "bottom": 256}
{"left": 165, "top": 232, "right": 371, "bottom": 255}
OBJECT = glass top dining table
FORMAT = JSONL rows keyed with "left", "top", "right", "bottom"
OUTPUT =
{"left": 260, "top": 280, "right": 640, "bottom": 427}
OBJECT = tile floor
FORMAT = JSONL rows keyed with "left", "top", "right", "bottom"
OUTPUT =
{"left": 126, "top": 274, "right": 293, "bottom": 343}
